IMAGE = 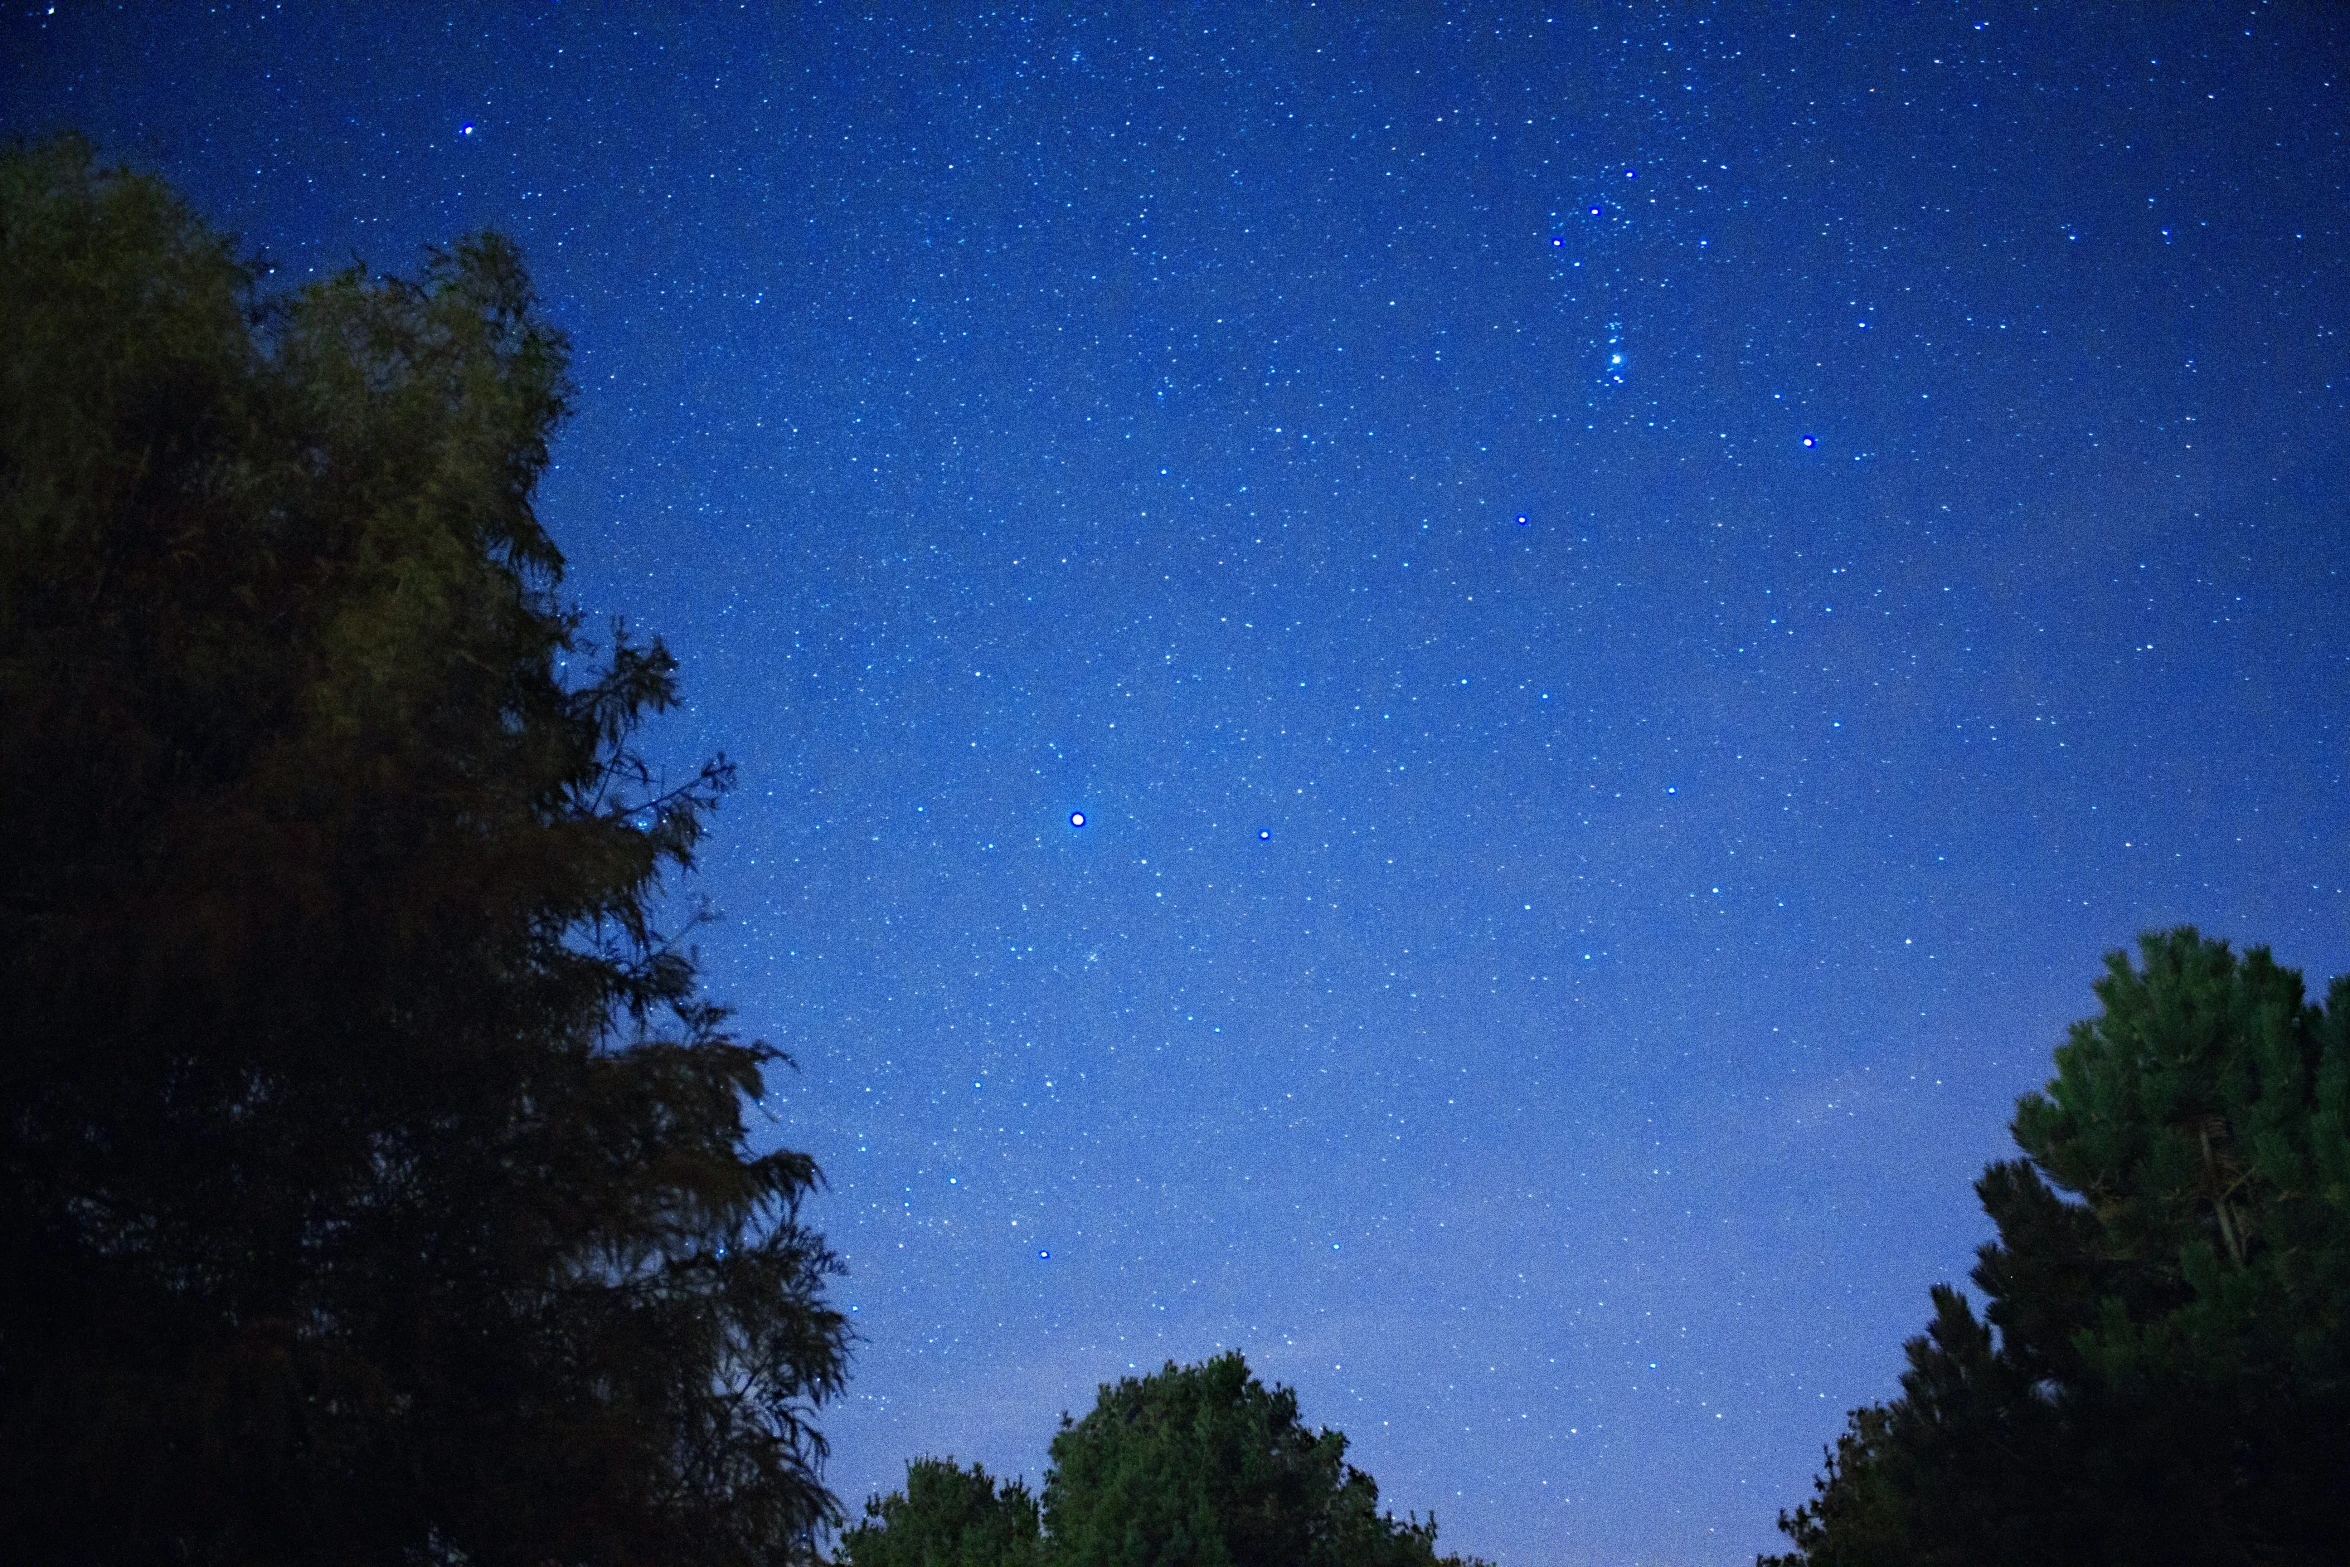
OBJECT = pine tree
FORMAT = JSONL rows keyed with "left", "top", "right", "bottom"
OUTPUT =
{"left": 1764, "top": 928, "right": 2350, "bottom": 1566}
{"left": 0, "top": 137, "right": 848, "bottom": 1566}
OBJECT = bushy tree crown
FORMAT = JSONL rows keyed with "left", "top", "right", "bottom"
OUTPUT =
{"left": 844, "top": 1354, "right": 1481, "bottom": 1567}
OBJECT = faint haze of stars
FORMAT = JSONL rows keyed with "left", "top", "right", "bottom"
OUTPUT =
{"left": 6, "top": 6, "right": 2348, "bottom": 1565}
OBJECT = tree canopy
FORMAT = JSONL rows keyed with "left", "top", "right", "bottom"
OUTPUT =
{"left": 850, "top": 1352, "right": 1476, "bottom": 1567}
{"left": 838, "top": 1457, "right": 1045, "bottom": 1567}
{"left": 0, "top": 137, "right": 847, "bottom": 1565}
{"left": 839, "top": 1356, "right": 1484, "bottom": 1567}
{"left": 1765, "top": 927, "right": 2350, "bottom": 1567}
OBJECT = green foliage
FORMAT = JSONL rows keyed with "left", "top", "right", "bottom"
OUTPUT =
{"left": 1761, "top": 1405, "right": 1904, "bottom": 1567}
{"left": 845, "top": 1357, "right": 1483, "bottom": 1567}
{"left": 1765, "top": 928, "right": 2350, "bottom": 1567}
{"left": 0, "top": 137, "right": 847, "bottom": 1565}
{"left": 1041, "top": 1352, "right": 1481, "bottom": 1567}
{"left": 839, "top": 1458, "right": 1045, "bottom": 1567}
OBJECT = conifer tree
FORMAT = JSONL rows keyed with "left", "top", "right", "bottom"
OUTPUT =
{"left": 0, "top": 137, "right": 847, "bottom": 1566}
{"left": 1765, "top": 928, "right": 2350, "bottom": 1567}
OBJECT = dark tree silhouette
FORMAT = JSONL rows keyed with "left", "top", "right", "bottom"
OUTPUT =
{"left": 0, "top": 138, "right": 848, "bottom": 1566}
{"left": 838, "top": 1458, "right": 1046, "bottom": 1567}
{"left": 1765, "top": 928, "right": 2350, "bottom": 1567}
{"left": 1042, "top": 1352, "right": 1484, "bottom": 1567}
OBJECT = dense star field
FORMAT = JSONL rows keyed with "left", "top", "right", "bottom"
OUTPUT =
{"left": 10, "top": 6, "right": 2346, "bottom": 1563}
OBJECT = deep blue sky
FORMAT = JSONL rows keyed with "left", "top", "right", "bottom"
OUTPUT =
{"left": 11, "top": 5, "right": 2347, "bottom": 1563}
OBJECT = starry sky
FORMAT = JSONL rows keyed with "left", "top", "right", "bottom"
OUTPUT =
{"left": 10, "top": 5, "right": 2349, "bottom": 1563}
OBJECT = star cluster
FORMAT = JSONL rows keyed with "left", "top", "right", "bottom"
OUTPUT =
{"left": 9, "top": 7, "right": 2347, "bottom": 1563}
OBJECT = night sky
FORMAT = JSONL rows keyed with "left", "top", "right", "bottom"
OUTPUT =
{"left": 10, "top": 5, "right": 2348, "bottom": 1563}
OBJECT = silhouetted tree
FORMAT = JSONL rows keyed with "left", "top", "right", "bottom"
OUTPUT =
{"left": 0, "top": 137, "right": 847, "bottom": 1566}
{"left": 1764, "top": 928, "right": 2350, "bottom": 1567}
{"left": 839, "top": 1458, "right": 1045, "bottom": 1567}
{"left": 1043, "top": 1352, "right": 1483, "bottom": 1567}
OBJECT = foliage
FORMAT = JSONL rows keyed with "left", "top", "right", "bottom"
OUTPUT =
{"left": 838, "top": 1458, "right": 1045, "bottom": 1567}
{"left": 1761, "top": 1405, "right": 1905, "bottom": 1567}
{"left": 1764, "top": 928, "right": 2350, "bottom": 1567}
{"left": 1041, "top": 1352, "right": 1482, "bottom": 1567}
{"left": 0, "top": 136, "right": 847, "bottom": 1565}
